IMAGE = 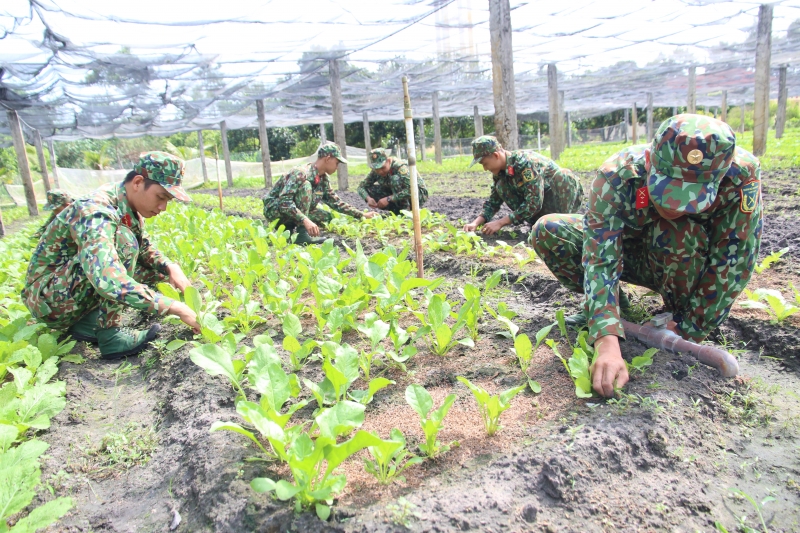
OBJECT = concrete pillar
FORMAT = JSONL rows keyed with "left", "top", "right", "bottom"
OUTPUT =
{"left": 687, "top": 66, "right": 697, "bottom": 113}
{"left": 220, "top": 120, "right": 233, "bottom": 187}
{"left": 740, "top": 101, "right": 746, "bottom": 134}
{"left": 632, "top": 103, "right": 638, "bottom": 145}
{"left": 623, "top": 109, "right": 629, "bottom": 142}
{"left": 6, "top": 110, "right": 39, "bottom": 216}
{"left": 363, "top": 111, "right": 371, "bottom": 154}
{"left": 329, "top": 59, "right": 348, "bottom": 190}
{"left": 721, "top": 90, "right": 728, "bottom": 124}
{"left": 473, "top": 105, "right": 484, "bottom": 137}
{"left": 776, "top": 65, "right": 788, "bottom": 139}
{"left": 432, "top": 92, "right": 442, "bottom": 164}
{"left": 47, "top": 140, "right": 60, "bottom": 188}
{"left": 198, "top": 130, "right": 209, "bottom": 185}
{"left": 418, "top": 118, "right": 426, "bottom": 161}
{"left": 646, "top": 92, "right": 654, "bottom": 142}
{"left": 320, "top": 124, "right": 327, "bottom": 143}
{"left": 752, "top": 4, "right": 773, "bottom": 156}
{"left": 547, "top": 63, "right": 563, "bottom": 160}
{"left": 256, "top": 100, "right": 273, "bottom": 188}
{"left": 489, "top": 0, "right": 518, "bottom": 149}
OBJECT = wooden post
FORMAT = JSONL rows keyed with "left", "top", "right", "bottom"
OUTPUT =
{"left": 0, "top": 208, "right": 4, "bottom": 237}
{"left": 418, "top": 118, "right": 426, "bottom": 161}
{"left": 537, "top": 121, "right": 541, "bottom": 151}
{"left": 402, "top": 77, "right": 424, "bottom": 278}
{"left": 6, "top": 110, "right": 39, "bottom": 216}
{"left": 559, "top": 91, "right": 566, "bottom": 151}
{"left": 565, "top": 110, "right": 571, "bottom": 149}
{"left": 721, "top": 90, "right": 728, "bottom": 124}
{"left": 220, "top": 120, "right": 233, "bottom": 187}
{"left": 214, "top": 145, "right": 223, "bottom": 209}
{"left": 776, "top": 65, "right": 788, "bottom": 138}
{"left": 687, "top": 66, "right": 697, "bottom": 113}
{"left": 623, "top": 108, "right": 629, "bottom": 142}
{"left": 256, "top": 100, "right": 273, "bottom": 188}
{"left": 47, "top": 140, "right": 60, "bottom": 188}
{"left": 432, "top": 92, "right": 442, "bottom": 164}
{"left": 646, "top": 92, "right": 654, "bottom": 142}
{"left": 673, "top": 106, "right": 678, "bottom": 116}
{"left": 328, "top": 59, "right": 349, "bottom": 190}
{"left": 32, "top": 130, "right": 51, "bottom": 192}
{"left": 198, "top": 130, "right": 209, "bottom": 185}
{"left": 320, "top": 124, "right": 327, "bottom": 143}
{"left": 361, "top": 111, "right": 371, "bottom": 155}
{"left": 473, "top": 105, "right": 484, "bottom": 137}
{"left": 489, "top": 0, "right": 518, "bottom": 150}
{"left": 753, "top": 4, "right": 773, "bottom": 156}
{"left": 632, "top": 103, "right": 638, "bottom": 144}
{"left": 547, "top": 64, "right": 562, "bottom": 160}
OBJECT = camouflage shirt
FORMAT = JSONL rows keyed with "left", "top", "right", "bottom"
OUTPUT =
{"left": 356, "top": 158, "right": 428, "bottom": 205}
{"left": 23, "top": 182, "right": 175, "bottom": 317}
{"left": 584, "top": 144, "right": 763, "bottom": 343}
{"left": 482, "top": 150, "right": 578, "bottom": 224}
{"left": 263, "top": 162, "right": 363, "bottom": 223}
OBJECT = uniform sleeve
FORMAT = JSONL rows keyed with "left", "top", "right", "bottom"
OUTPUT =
{"left": 507, "top": 163, "right": 544, "bottom": 225}
{"left": 582, "top": 172, "right": 628, "bottom": 344}
{"left": 356, "top": 172, "right": 374, "bottom": 201}
{"left": 276, "top": 171, "right": 311, "bottom": 223}
{"left": 390, "top": 164, "right": 412, "bottom": 204}
{"left": 322, "top": 178, "right": 364, "bottom": 219}
{"left": 676, "top": 182, "right": 763, "bottom": 342}
{"left": 70, "top": 211, "right": 174, "bottom": 315}
{"left": 481, "top": 180, "right": 504, "bottom": 221}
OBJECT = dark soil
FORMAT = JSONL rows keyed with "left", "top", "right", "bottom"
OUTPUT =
{"left": 37, "top": 169, "right": 800, "bottom": 532}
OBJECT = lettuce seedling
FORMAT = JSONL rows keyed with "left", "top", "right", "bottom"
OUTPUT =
{"left": 222, "top": 285, "right": 266, "bottom": 334}
{"left": 364, "top": 428, "right": 424, "bottom": 485}
{"left": 457, "top": 377, "right": 526, "bottom": 436}
{"left": 512, "top": 323, "right": 554, "bottom": 373}
{"left": 627, "top": 348, "right": 658, "bottom": 374}
{"left": 754, "top": 247, "right": 789, "bottom": 274}
{"left": 740, "top": 288, "right": 800, "bottom": 323}
{"left": 547, "top": 330, "right": 596, "bottom": 398}
{"left": 405, "top": 384, "right": 457, "bottom": 458}
{"left": 415, "top": 294, "right": 473, "bottom": 356}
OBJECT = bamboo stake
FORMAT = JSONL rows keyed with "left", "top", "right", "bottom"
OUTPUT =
{"left": 215, "top": 145, "right": 223, "bottom": 209}
{"left": 402, "top": 76, "right": 424, "bottom": 279}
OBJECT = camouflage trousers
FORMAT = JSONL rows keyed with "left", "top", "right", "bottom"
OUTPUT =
{"left": 361, "top": 184, "right": 428, "bottom": 215}
{"left": 263, "top": 199, "right": 332, "bottom": 231}
{"left": 531, "top": 213, "right": 711, "bottom": 313}
{"left": 23, "top": 226, "right": 166, "bottom": 330}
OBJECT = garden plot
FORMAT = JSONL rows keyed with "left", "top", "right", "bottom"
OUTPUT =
{"left": 1, "top": 170, "right": 797, "bottom": 533}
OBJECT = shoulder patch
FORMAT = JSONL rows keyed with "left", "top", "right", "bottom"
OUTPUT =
{"left": 740, "top": 180, "right": 760, "bottom": 214}
{"left": 522, "top": 168, "right": 533, "bottom": 183}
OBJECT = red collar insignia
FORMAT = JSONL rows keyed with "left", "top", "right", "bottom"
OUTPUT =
{"left": 120, "top": 213, "right": 133, "bottom": 228}
{"left": 635, "top": 186, "right": 650, "bottom": 209}
{"left": 314, "top": 175, "right": 321, "bottom": 186}
{"left": 507, "top": 166, "right": 514, "bottom": 176}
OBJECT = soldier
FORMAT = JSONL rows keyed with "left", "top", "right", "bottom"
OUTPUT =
{"left": 531, "top": 114, "right": 762, "bottom": 397}
{"left": 35, "top": 189, "right": 74, "bottom": 239}
{"left": 463, "top": 135, "right": 583, "bottom": 240}
{"left": 357, "top": 148, "right": 429, "bottom": 215}
{"left": 262, "top": 142, "right": 376, "bottom": 245}
{"left": 22, "top": 152, "right": 201, "bottom": 359}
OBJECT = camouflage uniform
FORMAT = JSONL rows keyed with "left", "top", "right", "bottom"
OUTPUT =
{"left": 22, "top": 152, "right": 191, "bottom": 331}
{"left": 262, "top": 143, "right": 364, "bottom": 229}
{"left": 470, "top": 136, "right": 583, "bottom": 233}
{"left": 35, "top": 189, "right": 75, "bottom": 238}
{"left": 531, "top": 115, "right": 762, "bottom": 344}
{"left": 356, "top": 148, "right": 429, "bottom": 214}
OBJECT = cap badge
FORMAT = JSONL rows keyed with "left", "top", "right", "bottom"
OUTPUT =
{"left": 687, "top": 149, "right": 703, "bottom": 165}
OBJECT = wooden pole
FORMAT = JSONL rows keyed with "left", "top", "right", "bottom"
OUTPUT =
{"left": 776, "top": 65, "right": 788, "bottom": 139}
{"left": 219, "top": 120, "right": 233, "bottom": 187}
{"left": 362, "top": 111, "right": 371, "bottom": 154}
{"left": 721, "top": 90, "right": 728, "bottom": 124}
{"left": 32, "top": 130, "right": 51, "bottom": 193}
{"left": 488, "top": 0, "right": 518, "bottom": 150}
{"left": 432, "top": 92, "right": 443, "bottom": 164}
{"left": 673, "top": 106, "right": 678, "bottom": 116}
{"left": 473, "top": 105, "right": 484, "bottom": 137}
{"left": 631, "top": 103, "right": 638, "bottom": 145}
{"left": 256, "top": 100, "right": 273, "bottom": 188}
{"left": 537, "top": 121, "right": 541, "bottom": 151}
{"left": 565, "top": 110, "right": 572, "bottom": 149}
{"left": 753, "top": 4, "right": 773, "bottom": 155}
{"left": 740, "top": 101, "right": 746, "bottom": 134}
{"left": 547, "top": 64, "right": 562, "bottom": 160}
{"left": 214, "top": 145, "right": 223, "bottom": 209}
{"left": 623, "top": 108, "right": 629, "bottom": 142}
{"left": 6, "top": 110, "right": 39, "bottom": 216}
{"left": 402, "top": 77, "right": 424, "bottom": 278}
{"left": 320, "top": 124, "right": 327, "bottom": 143}
{"left": 198, "top": 130, "right": 209, "bottom": 185}
{"left": 418, "top": 118, "right": 426, "bottom": 161}
{"left": 687, "top": 66, "right": 697, "bottom": 114}
{"left": 646, "top": 92, "right": 654, "bottom": 142}
{"left": 47, "top": 140, "right": 60, "bottom": 188}
{"left": 329, "top": 59, "right": 349, "bottom": 190}
{"left": 0, "top": 207, "right": 4, "bottom": 238}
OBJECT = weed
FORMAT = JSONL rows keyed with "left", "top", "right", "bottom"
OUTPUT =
{"left": 92, "top": 423, "right": 158, "bottom": 471}
{"left": 385, "top": 497, "right": 419, "bottom": 528}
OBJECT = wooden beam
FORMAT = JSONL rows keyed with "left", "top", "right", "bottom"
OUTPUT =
{"left": 721, "top": 90, "right": 728, "bottom": 124}
{"left": 418, "top": 118, "right": 426, "bottom": 161}
{"left": 432, "top": 92, "right": 442, "bottom": 164}
{"left": 776, "top": 65, "right": 788, "bottom": 139}
{"left": 220, "top": 120, "right": 233, "bottom": 187}
{"left": 256, "top": 100, "right": 273, "bottom": 188}
{"left": 547, "top": 63, "right": 562, "bottom": 160}
{"left": 687, "top": 66, "right": 697, "bottom": 113}
{"left": 646, "top": 92, "right": 654, "bottom": 142}
{"left": 47, "top": 140, "right": 60, "bottom": 188}
{"left": 363, "top": 111, "right": 371, "bottom": 154}
{"left": 6, "top": 110, "right": 39, "bottom": 216}
{"left": 753, "top": 4, "right": 773, "bottom": 156}
{"left": 197, "top": 130, "right": 209, "bottom": 185}
{"left": 632, "top": 103, "right": 638, "bottom": 145}
{"left": 488, "top": 0, "right": 518, "bottom": 150}
{"left": 32, "top": 130, "right": 51, "bottom": 193}
{"left": 473, "top": 105, "right": 484, "bottom": 137}
{"left": 328, "top": 59, "right": 349, "bottom": 190}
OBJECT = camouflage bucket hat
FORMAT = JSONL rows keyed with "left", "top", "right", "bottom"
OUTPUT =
{"left": 470, "top": 135, "right": 501, "bottom": 167}
{"left": 133, "top": 151, "right": 191, "bottom": 202}
{"left": 317, "top": 142, "right": 348, "bottom": 164}
{"left": 648, "top": 114, "right": 735, "bottom": 214}
{"left": 368, "top": 148, "right": 388, "bottom": 169}
{"left": 44, "top": 189, "right": 74, "bottom": 211}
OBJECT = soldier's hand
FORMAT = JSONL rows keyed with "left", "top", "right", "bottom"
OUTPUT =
{"left": 303, "top": 218, "right": 321, "bottom": 236}
{"left": 363, "top": 211, "right": 377, "bottom": 219}
{"left": 166, "top": 264, "right": 192, "bottom": 292}
{"left": 590, "top": 335, "right": 629, "bottom": 397}
{"left": 377, "top": 197, "right": 390, "bottom": 209}
{"left": 167, "top": 301, "right": 201, "bottom": 334}
{"left": 366, "top": 196, "right": 378, "bottom": 208}
{"left": 481, "top": 219, "right": 505, "bottom": 235}
{"left": 463, "top": 222, "right": 480, "bottom": 232}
